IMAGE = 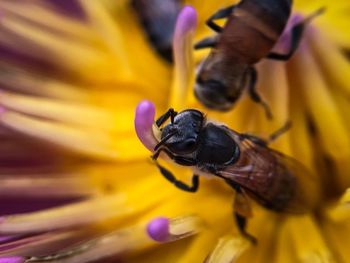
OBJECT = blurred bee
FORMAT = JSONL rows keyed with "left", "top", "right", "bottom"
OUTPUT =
{"left": 194, "top": 0, "right": 324, "bottom": 118}
{"left": 152, "top": 108, "right": 319, "bottom": 243}
{"left": 131, "top": 0, "right": 182, "bottom": 62}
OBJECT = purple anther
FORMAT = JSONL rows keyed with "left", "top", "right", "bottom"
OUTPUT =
{"left": 147, "top": 217, "right": 170, "bottom": 242}
{"left": 173, "top": 6, "right": 197, "bottom": 59}
{"left": 171, "top": 6, "right": 198, "bottom": 104}
{"left": 174, "top": 6, "right": 197, "bottom": 39}
{"left": 134, "top": 100, "right": 158, "bottom": 151}
{"left": 275, "top": 10, "right": 324, "bottom": 53}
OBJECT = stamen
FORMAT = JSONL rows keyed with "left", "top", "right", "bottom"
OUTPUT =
{"left": 0, "top": 14, "right": 115, "bottom": 82}
{"left": 170, "top": 6, "right": 197, "bottom": 109}
{"left": 0, "top": 1, "right": 98, "bottom": 43}
{"left": 0, "top": 257, "right": 25, "bottom": 263}
{"left": 146, "top": 217, "right": 169, "bottom": 242}
{"left": 147, "top": 215, "right": 202, "bottom": 243}
{"left": 0, "top": 62, "right": 145, "bottom": 103}
{"left": 0, "top": 91, "right": 124, "bottom": 133}
{"left": 0, "top": 176, "right": 96, "bottom": 198}
{"left": 288, "top": 84, "right": 314, "bottom": 171}
{"left": 307, "top": 27, "right": 350, "bottom": 96}
{"left": 0, "top": 110, "right": 121, "bottom": 159}
{"left": 77, "top": 0, "right": 132, "bottom": 77}
{"left": 204, "top": 235, "right": 249, "bottom": 263}
{"left": 0, "top": 195, "right": 128, "bottom": 234}
{"left": 288, "top": 30, "right": 350, "bottom": 187}
{"left": 0, "top": 230, "right": 88, "bottom": 256}
{"left": 0, "top": 63, "right": 86, "bottom": 101}
{"left": 255, "top": 60, "right": 291, "bottom": 154}
{"left": 23, "top": 225, "right": 152, "bottom": 263}
{"left": 321, "top": 211, "right": 350, "bottom": 263}
{"left": 134, "top": 100, "right": 158, "bottom": 151}
{"left": 306, "top": 25, "right": 350, "bottom": 193}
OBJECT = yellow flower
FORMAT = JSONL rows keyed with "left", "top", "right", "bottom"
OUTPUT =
{"left": 0, "top": 0, "right": 349, "bottom": 262}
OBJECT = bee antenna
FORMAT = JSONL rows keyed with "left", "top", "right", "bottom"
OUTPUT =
{"left": 154, "top": 131, "right": 177, "bottom": 151}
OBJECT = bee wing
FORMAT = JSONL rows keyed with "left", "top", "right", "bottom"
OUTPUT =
{"left": 218, "top": 139, "right": 318, "bottom": 213}
{"left": 266, "top": 149, "right": 319, "bottom": 213}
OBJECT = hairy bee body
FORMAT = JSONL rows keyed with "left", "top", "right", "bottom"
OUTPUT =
{"left": 153, "top": 108, "right": 319, "bottom": 242}
{"left": 217, "top": 0, "right": 292, "bottom": 63}
{"left": 194, "top": 0, "right": 317, "bottom": 118}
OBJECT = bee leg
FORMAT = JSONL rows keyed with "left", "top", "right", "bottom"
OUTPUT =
{"left": 246, "top": 67, "right": 273, "bottom": 120}
{"left": 154, "top": 161, "right": 199, "bottom": 192}
{"left": 194, "top": 36, "right": 217, "bottom": 50}
{"left": 156, "top": 162, "right": 199, "bottom": 192}
{"left": 268, "top": 121, "right": 292, "bottom": 142}
{"left": 153, "top": 147, "right": 197, "bottom": 166}
{"left": 156, "top": 108, "right": 178, "bottom": 127}
{"left": 206, "top": 4, "right": 237, "bottom": 33}
{"left": 235, "top": 213, "right": 257, "bottom": 245}
{"left": 239, "top": 133, "right": 268, "bottom": 147}
{"left": 225, "top": 181, "right": 257, "bottom": 243}
{"left": 152, "top": 148, "right": 199, "bottom": 192}
{"left": 267, "top": 8, "right": 325, "bottom": 61}
{"left": 239, "top": 121, "right": 292, "bottom": 146}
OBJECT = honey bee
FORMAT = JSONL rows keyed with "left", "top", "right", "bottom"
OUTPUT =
{"left": 152, "top": 108, "right": 319, "bottom": 243}
{"left": 131, "top": 0, "right": 182, "bottom": 62}
{"left": 194, "top": 0, "right": 324, "bottom": 118}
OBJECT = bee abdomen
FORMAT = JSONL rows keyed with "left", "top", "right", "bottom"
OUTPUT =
{"left": 239, "top": 0, "right": 292, "bottom": 36}
{"left": 219, "top": 0, "right": 292, "bottom": 63}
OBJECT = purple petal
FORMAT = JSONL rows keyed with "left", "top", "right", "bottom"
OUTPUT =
{"left": 0, "top": 257, "right": 25, "bottom": 263}
{"left": 146, "top": 217, "right": 169, "bottom": 242}
{"left": 49, "top": 0, "right": 85, "bottom": 19}
{"left": 0, "top": 235, "right": 22, "bottom": 244}
{"left": 134, "top": 100, "right": 158, "bottom": 151}
{"left": 0, "top": 197, "right": 83, "bottom": 216}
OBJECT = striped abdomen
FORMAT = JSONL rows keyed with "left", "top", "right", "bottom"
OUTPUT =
{"left": 217, "top": 0, "right": 292, "bottom": 63}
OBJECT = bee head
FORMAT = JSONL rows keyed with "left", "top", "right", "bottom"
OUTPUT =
{"left": 160, "top": 110, "right": 204, "bottom": 155}
{"left": 194, "top": 78, "right": 236, "bottom": 111}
